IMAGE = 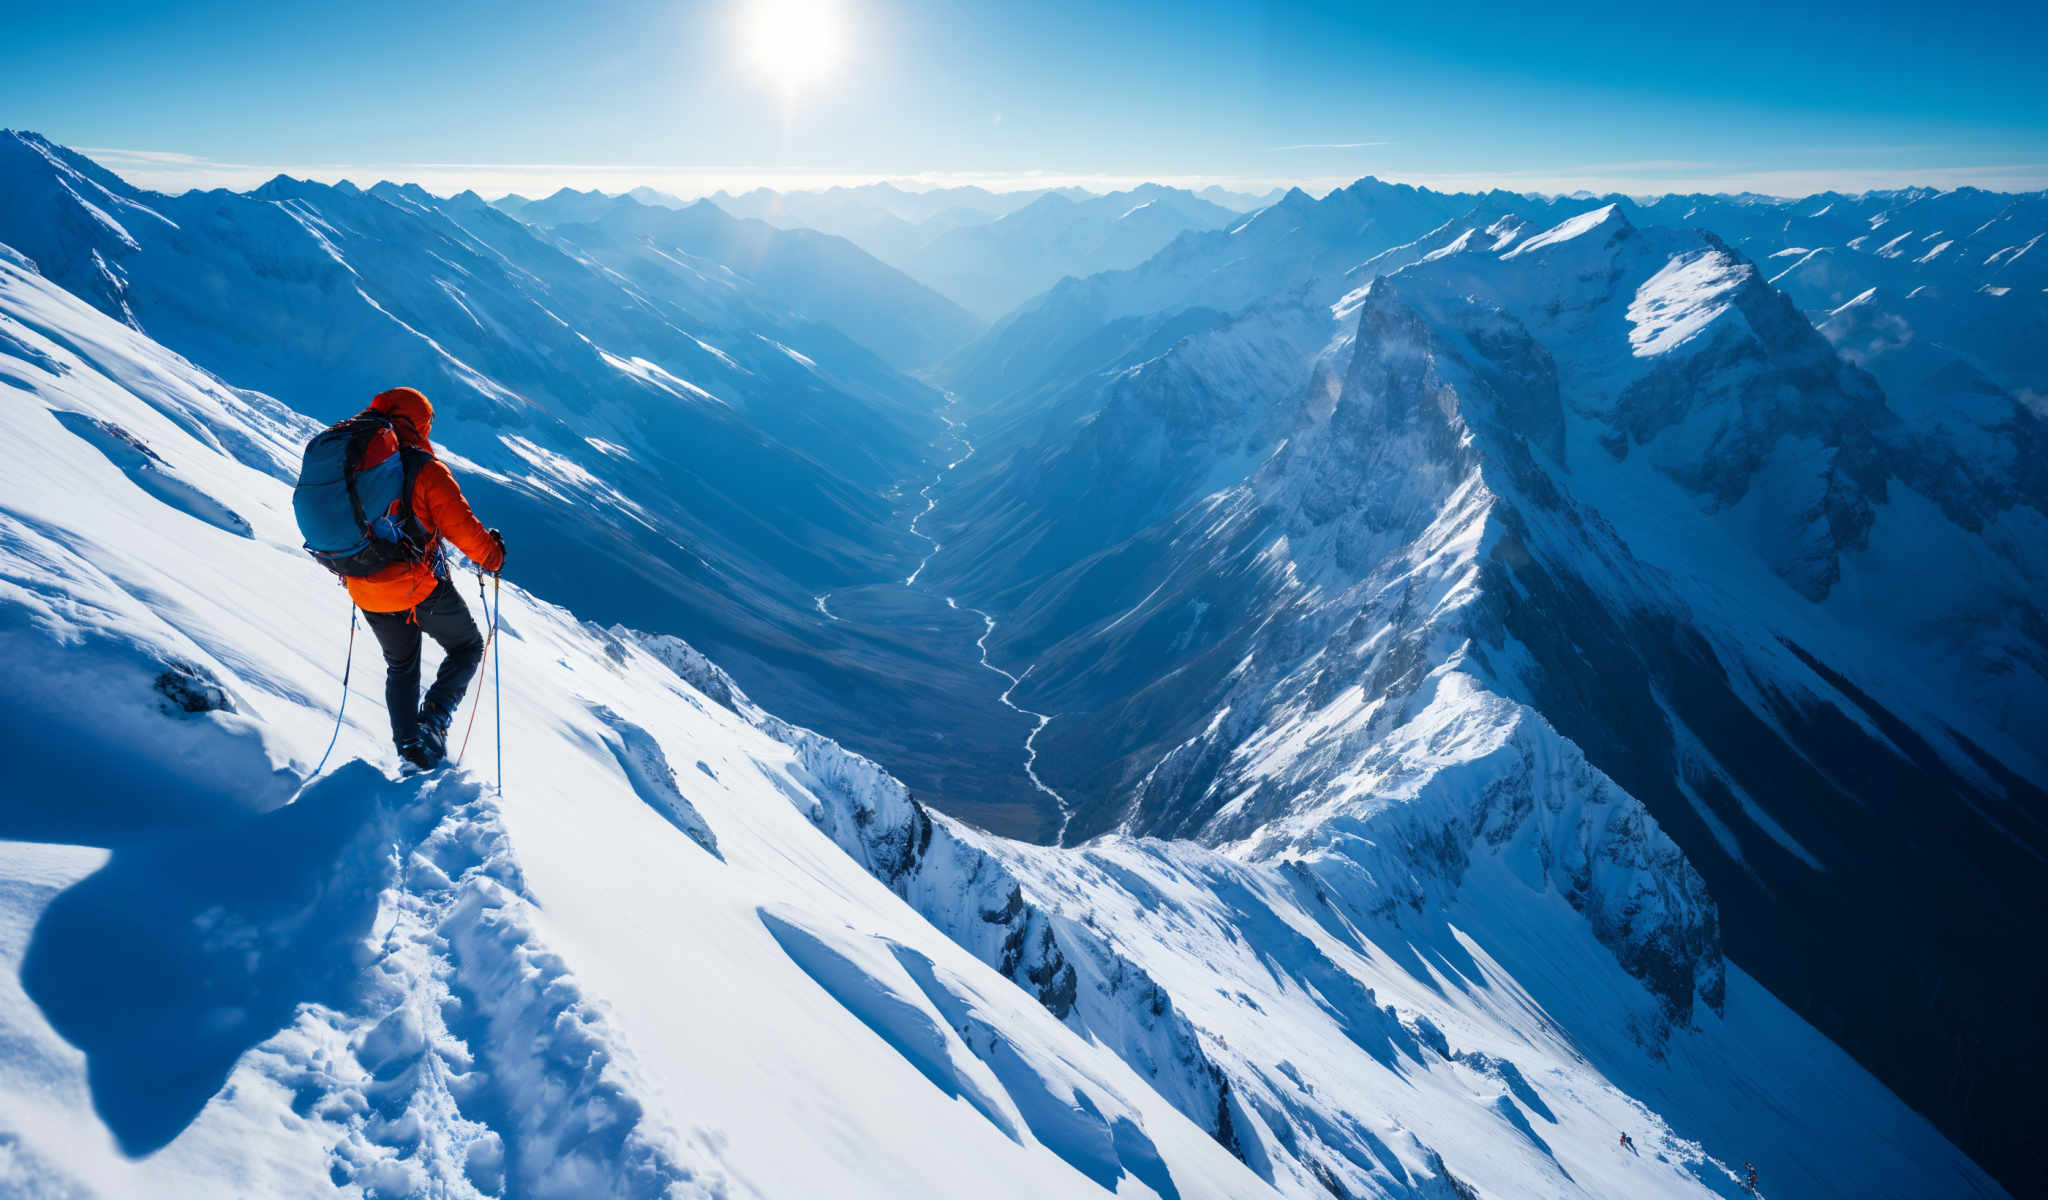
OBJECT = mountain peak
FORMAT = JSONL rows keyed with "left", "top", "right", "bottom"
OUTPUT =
{"left": 1504, "top": 202, "right": 1632, "bottom": 258}
{"left": 3, "top": 129, "right": 57, "bottom": 153}
{"left": 250, "top": 173, "right": 324, "bottom": 204}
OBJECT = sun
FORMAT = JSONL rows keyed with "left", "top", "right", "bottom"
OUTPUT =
{"left": 742, "top": 0, "right": 844, "bottom": 94}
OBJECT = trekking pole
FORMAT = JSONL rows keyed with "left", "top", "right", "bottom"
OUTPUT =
{"left": 310, "top": 605, "right": 358, "bottom": 778}
{"left": 491, "top": 572, "right": 502, "bottom": 796}
{"left": 455, "top": 568, "right": 499, "bottom": 765}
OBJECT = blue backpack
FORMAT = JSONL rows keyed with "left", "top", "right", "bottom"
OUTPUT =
{"left": 292, "top": 412, "right": 434, "bottom": 578}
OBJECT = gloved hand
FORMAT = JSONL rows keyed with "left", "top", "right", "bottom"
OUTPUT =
{"left": 487, "top": 528, "right": 506, "bottom": 573}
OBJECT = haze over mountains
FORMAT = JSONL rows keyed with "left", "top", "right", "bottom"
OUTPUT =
{"left": 504, "top": 179, "right": 1283, "bottom": 322}
{"left": 1, "top": 129, "right": 2043, "bottom": 1199}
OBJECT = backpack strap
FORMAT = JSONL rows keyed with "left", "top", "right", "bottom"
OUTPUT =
{"left": 395, "top": 445, "right": 439, "bottom": 562}
{"left": 338, "top": 413, "right": 394, "bottom": 534}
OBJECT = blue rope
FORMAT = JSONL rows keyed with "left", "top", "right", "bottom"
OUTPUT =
{"left": 310, "top": 605, "right": 357, "bottom": 779}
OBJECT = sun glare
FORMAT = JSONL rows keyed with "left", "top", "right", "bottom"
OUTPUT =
{"left": 742, "top": 0, "right": 843, "bottom": 94}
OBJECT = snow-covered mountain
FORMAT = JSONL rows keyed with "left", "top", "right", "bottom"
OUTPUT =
{"left": 1195, "top": 184, "right": 1290, "bottom": 212}
{"left": 690, "top": 183, "right": 1249, "bottom": 323}
{"left": 918, "top": 197, "right": 2046, "bottom": 1193}
{"left": 693, "top": 182, "right": 1058, "bottom": 271}
{"left": 897, "top": 185, "right": 1244, "bottom": 321}
{"left": 710, "top": 180, "right": 1072, "bottom": 228}
{"left": 0, "top": 130, "right": 1088, "bottom": 846}
{"left": 514, "top": 180, "right": 1368, "bottom": 332}
{"left": 0, "top": 200, "right": 2002, "bottom": 1200}
{"left": 1, "top": 135, "right": 2038, "bottom": 1199}
{"left": 0, "top": 247, "right": 1259, "bottom": 1197}
{"left": 942, "top": 178, "right": 1470, "bottom": 412}
{"left": 496, "top": 190, "right": 983, "bottom": 371}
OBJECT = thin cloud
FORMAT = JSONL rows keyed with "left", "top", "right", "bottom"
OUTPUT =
{"left": 1269, "top": 141, "right": 1396, "bottom": 151}
{"left": 78, "top": 147, "right": 229, "bottom": 166}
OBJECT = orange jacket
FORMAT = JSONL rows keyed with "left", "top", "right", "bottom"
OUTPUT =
{"left": 344, "top": 388, "right": 505, "bottom": 613}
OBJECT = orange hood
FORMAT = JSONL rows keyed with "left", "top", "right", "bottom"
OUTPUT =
{"left": 369, "top": 387, "right": 433, "bottom": 447}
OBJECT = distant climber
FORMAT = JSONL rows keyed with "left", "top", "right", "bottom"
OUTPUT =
{"left": 293, "top": 386, "right": 505, "bottom": 769}
{"left": 1619, "top": 1132, "right": 1635, "bottom": 1152}
{"left": 1744, "top": 1161, "right": 1758, "bottom": 1193}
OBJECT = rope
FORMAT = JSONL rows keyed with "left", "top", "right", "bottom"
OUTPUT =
{"left": 455, "top": 569, "right": 499, "bottom": 767}
{"left": 310, "top": 605, "right": 357, "bottom": 779}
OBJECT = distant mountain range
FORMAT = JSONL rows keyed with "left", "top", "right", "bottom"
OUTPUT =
{"left": 498, "top": 187, "right": 981, "bottom": 371}
{"left": 500, "top": 180, "right": 1283, "bottom": 321}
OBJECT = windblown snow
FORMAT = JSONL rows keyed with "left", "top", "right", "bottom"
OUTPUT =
{"left": 1626, "top": 250, "right": 1754, "bottom": 357}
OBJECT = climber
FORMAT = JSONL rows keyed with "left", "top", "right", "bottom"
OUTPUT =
{"left": 1745, "top": 1161, "right": 1758, "bottom": 1193}
{"left": 1619, "top": 1132, "right": 1635, "bottom": 1152}
{"left": 294, "top": 386, "right": 505, "bottom": 769}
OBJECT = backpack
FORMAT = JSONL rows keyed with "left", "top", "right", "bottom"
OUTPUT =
{"left": 292, "top": 412, "right": 435, "bottom": 578}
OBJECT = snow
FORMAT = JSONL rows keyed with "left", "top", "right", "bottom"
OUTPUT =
{"left": 599, "top": 349, "right": 730, "bottom": 407}
{"left": 911, "top": 176, "right": 2039, "bottom": 1197}
{"left": 1418, "top": 228, "right": 1476, "bottom": 262}
{"left": 1504, "top": 203, "right": 1620, "bottom": 257}
{"left": 1625, "top": 250, "right": 1755, "bottom": 357}
{"left": 1, "top": 138, "right": 2038, "bottom": 1200}
{"left": 0, "top": 248, "right": 1260, "bottom": 1199}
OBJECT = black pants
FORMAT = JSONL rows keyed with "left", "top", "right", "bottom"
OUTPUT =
{"left": 362, "top": 578, "right": 484, "bottom": 747}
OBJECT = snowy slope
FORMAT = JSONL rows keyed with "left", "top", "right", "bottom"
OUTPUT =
{"left": 0, "top": 131, "right": 1115, "bottom": 858}
{"left": 0, "top": 239, "right": 1263, "bottom": 1199}
{"left": 0, "top": 203, "right": 2008, "bottom": 1199}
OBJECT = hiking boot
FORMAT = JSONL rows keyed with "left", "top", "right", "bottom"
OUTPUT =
{"left": 417, "top": 705, "right": 454, "bottom": 762}
{"left": 397, "top": 731, "right": 441, "bottom": 772}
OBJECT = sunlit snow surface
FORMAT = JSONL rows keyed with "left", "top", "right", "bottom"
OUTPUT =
{"left": 0, "top": 205, "right": 2013, "bottom": 1199}
{"left": 0, "top": 251, "right": 1251, "bottom": 1199}
{"left": 1626, "top": 250, "right": 1754, "bottom": 357}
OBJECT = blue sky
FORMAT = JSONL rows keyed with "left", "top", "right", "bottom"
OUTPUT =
{"left": 5, "top": 0, "right": 2045, "bottom": 196}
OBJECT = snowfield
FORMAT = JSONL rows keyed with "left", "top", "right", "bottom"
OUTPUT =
{"left": 0, "top": 185, "right": 2010, "bottom": 1200}
{"left": 0, "top": 247, "right": 1258, "bottom": 1198}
